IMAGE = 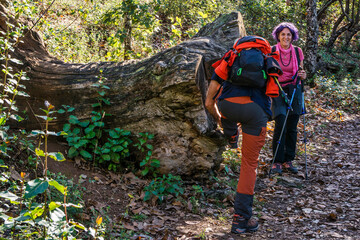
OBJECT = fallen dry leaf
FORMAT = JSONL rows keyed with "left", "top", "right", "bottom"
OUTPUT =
{"left": 328, "top": 212, "right": 337, "bottom": 221}
{"left": 172, "top": 200, "right": 182, "bottom": 206}
{"left": 152, "top": 217, "right": 164, "bottom": 226}
{"left": 122, "top": 222, "right": 136, "bottom": 231}
{"left": 131, "top": 207, "right": 144, "bottom": 215}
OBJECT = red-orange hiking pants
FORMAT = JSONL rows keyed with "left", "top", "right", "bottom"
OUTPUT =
{"left": 218, "top": 97, "right": 267, "bottom": 219}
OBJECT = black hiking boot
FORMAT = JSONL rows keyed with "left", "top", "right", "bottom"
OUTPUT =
{"left": 270, "top": 163, "right": 282, "bottom": 175}
{"left": 283, "top": 161, "right": 298, "bottom": 174}
{"left": 231, "top": 214, "right": 259, "bottom": 234}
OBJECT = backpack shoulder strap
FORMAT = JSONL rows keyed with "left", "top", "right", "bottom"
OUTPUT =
{"left": 293, "top": 46, "right": 304, "bottom": 91}
{"left": 294, "top": 46, "right": 300, "bottom": 68}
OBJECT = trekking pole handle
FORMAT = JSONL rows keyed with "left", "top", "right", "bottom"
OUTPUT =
{"left": 274, "top": 77, "right": 293, "bottom": 111}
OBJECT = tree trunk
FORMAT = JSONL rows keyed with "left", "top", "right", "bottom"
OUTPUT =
{"left": 344, "top": 24, "right": 360, "bottom": 47}
{"left": 1, "top": 5, "right": 247, "bottom": 177}
{"left": 0, "top": 0, "right": 8, "bottom": 7}
{"left": 305, "top": 0, "right": 319, "bottom": 85}
{"left": 326, "top": 0, "right": 360, "bottom": 49}
{"left": 123, "top": 12, "right": 132, "bottom": 60}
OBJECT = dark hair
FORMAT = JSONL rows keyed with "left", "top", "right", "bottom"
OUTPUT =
{"left": 272, "top": 22, "right": 299, "bottom": 43}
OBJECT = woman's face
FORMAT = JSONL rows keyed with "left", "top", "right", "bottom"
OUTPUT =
{"left": 278, "top": 28, "right": 292, "bottom": 49}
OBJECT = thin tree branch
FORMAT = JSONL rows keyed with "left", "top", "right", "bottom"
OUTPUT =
{"left": 22, "top": 0, "right": 56, "bottom": 39}
{"left": 26, "top": 100, "right": 43, "bottom": 130}
{"left": 317, "top": 0, "right": 337, "bottom": 20}
{"left": 339, "top": 0, "right": 352, "bottom": 22}
{"left": 352, "top": 0, "right": 355, "bottom": 20}
{"left": 355, "top": 0, "right": 360, "bottom": 23}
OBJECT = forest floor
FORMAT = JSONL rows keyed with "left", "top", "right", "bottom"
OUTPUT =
{"left": 44, "top": 88, "right": 360, "bottom": 240}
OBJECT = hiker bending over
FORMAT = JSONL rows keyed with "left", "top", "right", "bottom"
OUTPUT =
{"left": 206, "top": 36, "right": 281, "bottom": 234}
{"left": 270, "top": 22, "right": 307, "bottom": 175}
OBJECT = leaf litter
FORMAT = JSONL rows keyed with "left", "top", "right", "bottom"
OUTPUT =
{"left": 46, "top": 87, "right": 359, "bottom": 239}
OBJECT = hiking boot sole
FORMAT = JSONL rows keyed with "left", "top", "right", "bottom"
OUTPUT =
{"left": 283, "top": 168, "right": 298, "bottom": 174}
{"left": 231, "top": 225, "right": 259, "bottom": 234}
{"left": 270, "top": 170, "right": 282, "bottom": 175}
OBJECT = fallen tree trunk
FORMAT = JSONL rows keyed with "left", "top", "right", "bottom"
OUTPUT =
{"left": 1, "top": 5, "right": 247, "bottom": 177}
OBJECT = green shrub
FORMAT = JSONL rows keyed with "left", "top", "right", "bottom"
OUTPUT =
{"left": 61, "top": 75, "right": 132, "bottom": 171}
{"left": 63, "top": 115, "right": 132, "bottom": 171}
{"left": 0, "top": 102, "right": 91, "bottom": 239}
{"left": 315, "top": 74, "right": 359, "bottom": 112}
{"left": 143, "top": 174, "right": 184, "bottom": 202}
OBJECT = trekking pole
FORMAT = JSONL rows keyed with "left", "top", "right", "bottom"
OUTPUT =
{"left": 268, "top": 86, "right": 297, "bottom": 178}
{"left": 302, "top": 93, "right": 308, "bottom": 180}
{"left": 274, "top": 77, "right": 293, "bottom": 111}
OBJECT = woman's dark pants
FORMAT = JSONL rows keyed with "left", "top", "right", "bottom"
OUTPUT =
{"left": 272, "top": 114, "right": 300, "bottom": 163}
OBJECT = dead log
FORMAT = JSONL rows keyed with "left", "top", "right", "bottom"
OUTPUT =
{"left": 1, "top": 5, "right": 247, "bottom": 177}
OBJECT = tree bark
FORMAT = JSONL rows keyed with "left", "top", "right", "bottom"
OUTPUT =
{"left": 305, "top": 0, "right": 319, "bottom": 84}
{"left": 123, "top": 12, "right": 132, "bottom": 60}
{"left": 344, "top": 24, "right": 360, "bottom": 47}
{"left": 1, "top": 5, "right": 247, "bottom": 177}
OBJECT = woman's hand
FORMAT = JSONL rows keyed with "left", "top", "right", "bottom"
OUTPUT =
{"left": 298, "top": 61, "right": 306, "bottom": 80}
{"left": 298, "top": 69, "right": 306, "bottom": 80}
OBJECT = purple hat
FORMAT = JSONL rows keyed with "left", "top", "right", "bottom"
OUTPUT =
{"left": 272, "top": 22, "right": 299, "bottom": 42}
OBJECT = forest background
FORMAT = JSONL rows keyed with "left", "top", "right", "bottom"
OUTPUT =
{"left": 14, "top": 0, "right": 360, "bottom": 80}
{"left": 0, "top": 0, "right": 359, "bottom": 239}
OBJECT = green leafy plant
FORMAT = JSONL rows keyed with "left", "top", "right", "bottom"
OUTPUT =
{"left": 143, "top": 174, "right": 184, "bottom": 202}
{"left": 62, "top": 74, "right": 132, "bottom": 171}
{"left": 60, "top": 73, "right": 161, "bottom": 174}
{"left": 194, "top": 229, "right": 207, "bottom": 239}
{"left": 16, "top": 0, "right": 239, "bottom": 63}
{"left": 222, "top": 149, "right": 241, "bottom": 173}
{"left": 0, "top": 101, "right": 110, "bottom": 239}
{"left": 48, "top": 172, "right": 85, "bottom": 216}
{"left": 0, "top": 101, "right": 87, "bottom": 239}
{"left": 189, "top": 195, "right": 201, "bottom": 214}
{"left": 0, "top": 15, "right": 30, "bottom": 162}
{"left": 17, "top": 130, "right": 37, "bottom": 167}
{"left": 192, "top": 184, "right": 204, "bottom": 198}
{"left": 134, "top": 132, "right": 160, "bottom": 177}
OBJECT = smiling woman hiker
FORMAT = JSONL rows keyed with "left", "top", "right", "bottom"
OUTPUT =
{"left": 270, "top": 22, "right": 307, "bottom": 175}
{"left": 205, "top": 36, "right": 281, "bottom": 234}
